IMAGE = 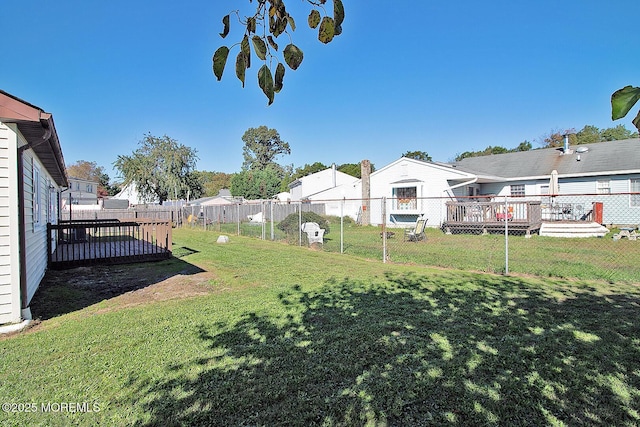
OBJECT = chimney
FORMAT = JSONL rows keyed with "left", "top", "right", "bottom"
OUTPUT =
{"left": 332, "top": 163, "right": 336, "bottom": 187}
{"left": 361, "top": 160, "right": 371, "bottom": 226}
{"left": 563, "top": 134, "right": 571, "bottom": 154}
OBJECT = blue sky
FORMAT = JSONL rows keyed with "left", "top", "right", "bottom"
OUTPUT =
{"left": 2, "top": 1, "right": 639, "bottom": 181}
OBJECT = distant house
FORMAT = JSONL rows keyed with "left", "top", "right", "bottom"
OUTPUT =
{"left": 307, "top": 139, "right": 640, "bottom": 227}
{"left": 0, "top": 90, "right": 68, "bottom": 324}
{"left": 310, "top": 157, "right": 477, "bottom": 225}
{"left": 289, "top": 165, "right": 358, "bottom": 202}
{"left": 111, "top": 182, "right": 159, "bottom": 206}
{"left": 61, "top": 176, "right": 99, "bottom": 207}
{"left": 451, "top": 138, "right": 640, "bottom": 225}
{"left": 189, "top": 189, "right": 236, "bottom": 206}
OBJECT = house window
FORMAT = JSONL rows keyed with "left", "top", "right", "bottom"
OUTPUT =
{"left": 596, "top": 180, "right": 611, "bottom": 195}
{"left": 394, "top": 187, "right": 417, "bottom": 210}
{"left": 510, "top": 184, "right": 525, "bottom": 197}
{"left": 33, "top": 165, "right": 42, "bottom": 226}
{"left": 86, "top": 184, "right": 93, "bottom": 193}
{"left": 631, "top": 179, "right": 640, "bottom": 207}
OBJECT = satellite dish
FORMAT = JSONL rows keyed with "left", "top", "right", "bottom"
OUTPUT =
{"left": 576, "top": 146, "right": 589, "bottom": 153}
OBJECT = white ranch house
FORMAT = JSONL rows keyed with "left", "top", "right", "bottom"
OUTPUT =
{"left": 294, "top": 139, "right": 640, "bottom": 228}
{"left": 1, "top": 90, "right": 68, "bottom": 325}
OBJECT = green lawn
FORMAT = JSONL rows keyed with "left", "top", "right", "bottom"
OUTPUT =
{"left": 207, "top": 219, "right": 640, "bottom": 283}
{"left": 1, "top": 228, "right": 640, "bottom": 426}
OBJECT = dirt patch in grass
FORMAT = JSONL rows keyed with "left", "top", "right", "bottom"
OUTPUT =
{"left": 29, "top": 259, "right": 214, "bottom": 321}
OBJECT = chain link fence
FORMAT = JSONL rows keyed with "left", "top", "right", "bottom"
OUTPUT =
{"left": 184, "top": 193, "right": 639, "bottom": 283}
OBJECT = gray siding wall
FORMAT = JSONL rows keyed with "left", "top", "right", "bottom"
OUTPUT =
{"left": 22, "top": 148, "right": 53, "bottom": 305}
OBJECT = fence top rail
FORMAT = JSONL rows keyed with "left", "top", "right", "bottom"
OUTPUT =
{"left": 445, "top": 200, "right": 541, "bottom": 206}
{"left": 49, "top": 219, "right": 171, "bottom": 230}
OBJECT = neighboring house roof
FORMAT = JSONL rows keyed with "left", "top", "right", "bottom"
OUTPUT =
{"left": 0, "top": 90, "right": 68, "bottom": 186}
{"left": 189, "top": 189, "right": 236, "bottom": 206}
{"left": 451, "top": 138, "right": 640, "bottom": 181}
{"left": 112, "top": 182, "right": 159, "bottom": 204}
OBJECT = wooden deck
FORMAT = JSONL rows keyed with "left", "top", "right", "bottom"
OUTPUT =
{"left": 442, "top": 200, "right": 543, "bottom": 236}
{"left": 48, "top": 219, "right": 172, "bottom": 269}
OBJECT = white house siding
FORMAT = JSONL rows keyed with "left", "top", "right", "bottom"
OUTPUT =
{"left": 22, "top": 148, "right": 53, "bottom": 306}
{"left": 0, "top": 123, "right": 21, "bottom": 324}
{"left": 368, "top": 159, "right": 476, "bottom": 227}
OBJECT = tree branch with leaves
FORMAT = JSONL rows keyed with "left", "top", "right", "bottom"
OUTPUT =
{"left": 213, "top": 0, "right": 344, "bottom": 104}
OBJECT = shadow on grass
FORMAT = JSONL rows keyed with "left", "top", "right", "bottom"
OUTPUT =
{"left": 30, "top": 253, "right": 205, "bottom": 321}
{"left": 130, "top": 272, "right": 640, "bottom": 426}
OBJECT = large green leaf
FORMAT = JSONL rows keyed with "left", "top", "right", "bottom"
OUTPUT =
{"left": 308, "top": 10, "right": 320, "bottom": 29}
{"left": 274, "top": 63, "right": 285, "bottom": 93}
{"left": 318, "top": 16, "right": 335, "bottom": 44}
{"left": 611, "top": 86, "right": 640, "bottom": 120}
{"left": 235, "top": 52, "right": 247, "bottom": 87}
{"left": 241, "top": 35, "right": 251, "bottom": 69}
{"left": 252, "top": 36, "right": 267, "bottom": 60}
{"left": 334, "top": 0, "right": 345, "bottom": 28}
{"left": 219, "top": 15, "right": 230, "bottom": 38}
{"left": 212, "top": 46, "right": 229, "bottom": 80}
{"left": 283, "top": 44, "right": 303, "bottom": 70}
{"left": 258, "top": 64, "right": 275, "bottom": 105}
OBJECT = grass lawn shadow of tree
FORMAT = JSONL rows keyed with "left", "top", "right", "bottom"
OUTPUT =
{"left": 129, "top": 271, "right": 640, "bottom": 426}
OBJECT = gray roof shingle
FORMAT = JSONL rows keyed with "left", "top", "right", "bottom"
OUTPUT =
{"left": 451, "top": 138, "right": 640, "bottom": 180}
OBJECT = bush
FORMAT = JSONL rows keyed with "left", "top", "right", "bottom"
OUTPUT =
{"left": 277, "top": 211, "right": 330, "bottom": 235}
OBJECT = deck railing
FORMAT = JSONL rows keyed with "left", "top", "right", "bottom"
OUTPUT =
{"left": 47, "top": 219, "right": 172, "bottom": 269}
{"left": 445, "top": 200, "right": 542, "bottom": 224}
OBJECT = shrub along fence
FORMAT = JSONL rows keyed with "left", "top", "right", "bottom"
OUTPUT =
{"left": 188, "top": 193, "right": 640, "bottom": 284}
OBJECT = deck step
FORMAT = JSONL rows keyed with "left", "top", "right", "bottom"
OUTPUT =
{"left": 539, "top": 222, "right": 609, "bottom": 238}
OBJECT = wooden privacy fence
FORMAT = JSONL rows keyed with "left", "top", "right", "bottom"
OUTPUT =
{"left": 47, "top": 219, "right": 172, "bottom": 269}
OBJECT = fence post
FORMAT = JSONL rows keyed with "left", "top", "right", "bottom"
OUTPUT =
{"left": 504, "top": 195, "right": 509, "bottom": 275}
{"left": 270, "top": 200, "right": 275, "bottom": 240}
{"left": 382, "top": 197, "right": 387, "bottom": 263}
{"left": 340, "top": 197, "right": 344, "bottom": 254}
{"left": 237, "top": 203, "right": 240, "bottom": 236}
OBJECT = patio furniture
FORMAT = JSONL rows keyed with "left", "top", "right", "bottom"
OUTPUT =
{"left": 301, "top": 222, "right": 325, "bottom": 246}
{"left": 613, "top": 227, "right": 638, "bottom": 241}
{"left": 404, "top": 217, "right": 427, "bottom": 242}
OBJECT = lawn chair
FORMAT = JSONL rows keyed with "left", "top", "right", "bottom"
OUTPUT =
{"left": 404, "top": 217, "right": 427, "bottom": 242}
{"left": 301, "top": 222, "right": 325, "bottom": 246}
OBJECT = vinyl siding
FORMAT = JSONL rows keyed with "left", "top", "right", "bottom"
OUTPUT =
{"left": 0, "top": 123, "right": 21, "bottom": 324}
{"left": 22, "top": 149, "right": 51, "bottom": 305}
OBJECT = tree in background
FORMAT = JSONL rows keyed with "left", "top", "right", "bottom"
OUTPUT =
{"left": 66, "top": 160, "right": 117, "bottom": 196}
{"left": 600, "top": 124, "right": 638, "bottom": 141}
{"left": 455, "top": 146, "right": 510, "bottom": 161}
{"left": 195, "top": 171, "right": 233, "bottom": 197}
{"left": 402, "top": 151, "right": 432, "bottom": 162}
{"left": 114, "top": 134, "right": 200, "bottom": 204}
{"left": 575, "top": 125, "right": 601, "bottom": 145}
{"left": 337, "top": 162, "right": 375, "bottom": 178}
{"left": 213, "top": 0, "right": 344, "bottom": 104}
{"left": 231, "top": 167, "right": 282, "bottom": 200}
{"left": 242, "top": 126, "right": 291, "bottom": 171}
{"left": 291, "top": 162, "right": 328, "bottom": 180}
